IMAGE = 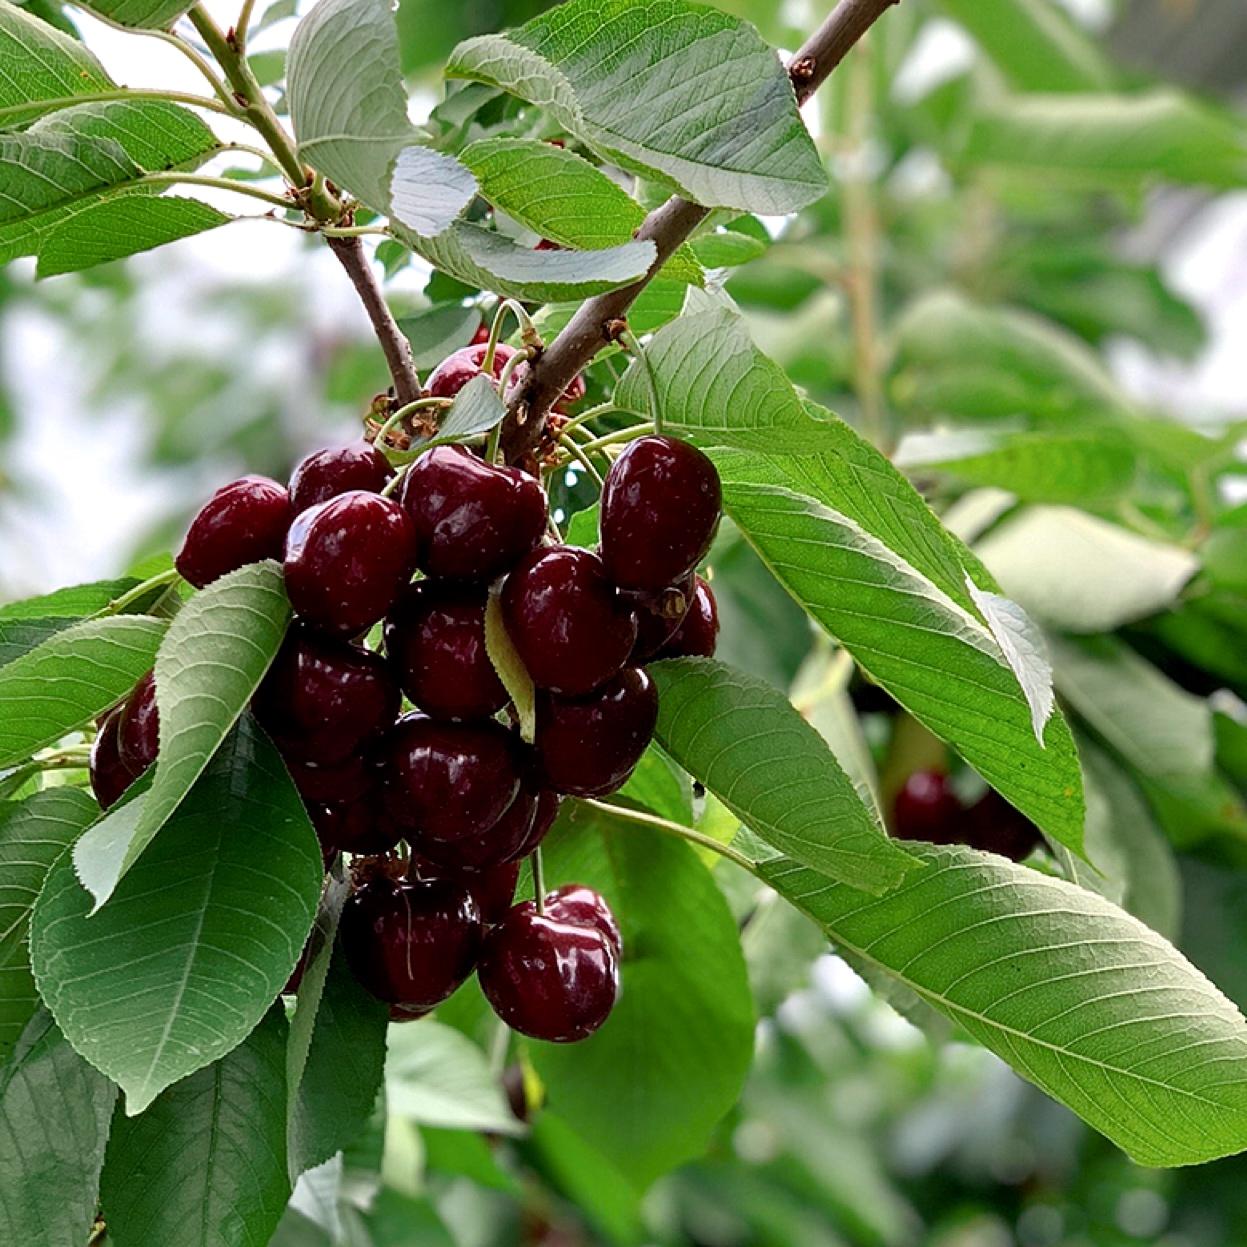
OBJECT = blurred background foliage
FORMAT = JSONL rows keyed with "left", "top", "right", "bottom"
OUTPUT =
{"left": 2, "top": 0, "right": 1247, "bottom": 1244}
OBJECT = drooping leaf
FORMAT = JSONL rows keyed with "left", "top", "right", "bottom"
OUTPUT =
{"left": 447, "top": 0, "right": 826, "bottom": 214}
{"left": 0, "top": 789, "right": 98, "bottom": 1061}
{"left": 72, "top": 560, "right": 291, "bottom": 907}
{"left": 649, "top": 658, "right": 916, "bottom": 893}
{"left": 396, "top": 303, "right": 481, "bottom": 371}
{"left": 0, "top": 614, "right": 166, "bottom": 766}
{"left": 100, "top": 1006, "right": 292, "bottom": 1247}
{"left": 73, "top": 0, "right": 197, "bottom": 30}
{"left": 31, "top": 718, "right": 322, "bottom": 1113}
{"left": 0, "top": 1009, "right": 117, "bottom": 1247}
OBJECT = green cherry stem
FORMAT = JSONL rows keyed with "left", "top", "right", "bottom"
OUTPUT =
{"left": 484, "top": 300, "right": 540, "bottom": 373}
{"left": 578, "top": 799, "right": 756, "bottom": 872}
{"left": 619, "top": 329, "right": 663, "bottom": 435}
{"left": 531, "top": 846, "right": 547, "bottom": 914}
{"left": 574, "top": 422, "right": 655, "bottom": 456}
{"left": 91, "top": 567, "right": 182, "bottom": 619}
{"left": 556, "top": 431, "right": 605, "bottom": 487}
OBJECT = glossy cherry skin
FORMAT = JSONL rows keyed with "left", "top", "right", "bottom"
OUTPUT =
{"left": 501, "top": 547, "right": 637, "bottom": 696}
{"left": 90, "top": 710, "right": 140, "bottom": 810}
{"left": 966, "top": 790, "right": 1043, "bottom": 862}
{"left": 285, "top": 751, "right": 374, "bottom": 806}
{"left": 379, "top": 714, "right": 525, "bottom": 845}
{"left": 283, "top": 491, "right": 416, "bottom": 637}
{"left": 308, "top": 792, "right": 404, "bottom": 858}
{"left": 399, "top": 446, "right": 547, "bottom": 583}
{"left": 425, "top": 342, "right": 516, "bottom": 401}
{"left": 117, "top": 670, "right": 159, "bottom": 775}
{"left": 535, "top": 667, "right": 657, "bottom": 797}
{"left": 545, "top": 884, "right": 622, "bottom": 957}
{"left": 413, "top": 778, "right": 539, "bottom": 872}
{"left": 253, "top": 627, "right": 399, "bottom": 765}
{"left": 478, "top": 905, "right": 619, "bottom": 1042}
{"left": 384, "top": 580, "right": 507, "bottom": 721}
{"left": 505, "top": 787, "right": 561, "bottom": 863}
{"left": 289, "top": 441, "right": 394, "bottom": 513}
{"left": 341, "top": 875, "right": 483, "bottom": 1010}
{"left": 176, "top": 475, "right": 292, "bottom": 589}
{"left": 892, "top": 770, "right": 963, "bottom": 844}
{"left": 410, "top": 854, "right": 521, "bottom": 927}
{"left": 654, "top": 576, "right": 719, "bottom": 659}
{"left": 599, "top": 436, "right": 722, "bottom": 592}
{"left": 630, "top": 574, "right": 694, "bottom": 662}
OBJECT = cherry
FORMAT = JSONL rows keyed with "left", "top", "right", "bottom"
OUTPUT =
{"left": 892, "top": 770, "right": 962, "bottom": 844}
{"left": 379, "top": 714, "right": 525, "bottom": 845}
{"left": 117, "top": 670, "right": 159, "bottom": 775}
{"left": 308, "top": 792, "right": 403, "bottom": 858}
{"left": 534, "top": 667, "right": 657, "bottom": 797}
{"left": 470, "top": 322, "right": 490, "bottom": 346}
{"left": 599, "top": 436, "right": 721, "bottom": 593}
{"left": 413, "top": 778, "right": 540, "bottom": 872}
{"left": 176, "top": 475, "right": 291, "bottom": 589}
{"left": 405, "top": 853, "right": 520, "bottom": 925}
{"left": 283, "top": 491, "right": 416, "bottom": 636}
{"left": 545, "top": 884, "right": 622, "bottom": 957}
{"left": 630, "top": 574, "right": 694, "bottom": 662}
{"left": 284, "top": 751, "right": 374, "bottom": 806}
{"left": 253, "top": 627, "right": 399, "bottom": 765}
{"left": 341, "top": 875, "right": 483, "bottom": 1010}
{"left": 501, "top": 547, "right": 637, "bottom": 696}
{"left": 383, "top": 580, "right": 507, "bottom": 721}
{"left": 966, "top": 790, "right": 1043, "bottom": 862}
{"left": 478, "top": 905, "right": 619, "bottom": 1042}
{"left": 425, "top": 342, "right": 515, "bottom": 401}
{"left": 89, "top": 710, "right": 139, "bottom": 810}
{"left": 289, "top": 440, "right": 394, "bottom": 513}
{"left": 505, "top": 787, "right": 561, "bottom": 862}
{"left": 654, "top": 576, "right": 719, "bottom": 659}
{"left": 399, "top": 446, "right": 546, "bottom": 582}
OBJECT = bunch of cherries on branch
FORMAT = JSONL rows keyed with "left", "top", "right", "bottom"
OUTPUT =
{"left": 89, "top": 342, "right": 722, "bottom": 1044}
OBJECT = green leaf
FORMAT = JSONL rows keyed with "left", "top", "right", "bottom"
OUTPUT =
{"left": 0, "top": 1009, "right": 117, "bottom": 1247}
{"left": 976, "top": 507, "right": 1199, "bottom": 634}
{"left": 461, "top": 137, "right": 702, "bottom": 284}
{"left": 0, "top": 99, "right": 221, "bottom": 265}
{"left": 410, "top": 220, "right": 656, "bottom": 304}
{"left": 484, "top": 587, "right": 535, "bottom": 743}
{"left": 650, "top": 658, "right": 916, "bottom": 893}
{"left": 396, "top": 303, "right": 480, "bottom": 371}
{"left": 0, "top": 0, "right": 112, "bottom": 128}
{"left": 688, "top": 229, "right": 768, "bottom": 269}
{"left": 100, "top": 1006, "right": 291, "bottom": 1247}
{"left": 37, "top": 193, "right": 230, "bottom": 277}
{"left": 386, "top": 1020, "right": 521, "bottom": 1135}
{"left": 397, "top": 373, "right": 507, "bottom": 458}
{"left": 534, "top": 803, "right": 754, "bottom": 1188}
{"left": 0, "top": 615, "right": 166, "bottom": 766}
{"left": 73, "top": 0, "right": 196, "bottom": 29}
{"left": 755, "top": 839, "right": 1247, "bottom": 1167}
{"left": 447, "top": 0, "right": 825, "bottom": 214}
{"left": 0, "top": 578, "right": 138, "bottom": 622}
{"left": 0, "top": 789, "right": 98, "bottom": 1061}
{"left": 617, "top": 743, "right": 692, "bottom": 825}
{"left": 287, "top": 0, "right": 475, "bottom": 234}
{"left": 31, "top": 718, "right": 322, "bottom": 1113}
{"left": 72, "top": 561, "right": 291, "bottom": 907}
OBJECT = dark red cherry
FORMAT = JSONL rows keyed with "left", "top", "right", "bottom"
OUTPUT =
{"left": 599, "top": 436, "right": 721, "bottom": 592}
{"left": 384, "top": 580, "right": 507, "bottom": 721}
{"left": 535, "top": 667, "right": 657, "bottom": 797}
{"left": 283, "top": 491, "right": 416, "bottom": 636}
{"left": 379, "top": 714, "right": 525, "bottom": 845}
{"left": 892, "top": 770, "right": 962, "bottom": 844}
{"left": 289, "top": 441, "right": 394, "bottom": 512}
{"left": 285, "top": 751, "right": 374, "bottom": 806}
{"left": 414, "top": 779, "right": 539, "bottom": 872}
{"left": 630, "top": 574, "right": 694, "bottom": 662}
{"left": 478, "top": 906, "right": 619, "bottom": 1042}
{"left": 500, "top": 547, "right": 637, "bottom": 696}
{"left": 176, "top": 475, "right": 291, "bottom": 589}
{"left": 90, "top": 710, "right": 140, "bottom": 810}
{"left": 469, "top": 862, "right": 522, "bottom": 926}
{"left": 654, "top": 576, "right": 719, "bottom": 659}
{"left": 545, "top": 884, "right": 622, "bottom": 957}
{"left": 308, "top": 793, "right": 403, "bottom": 858}
{"left": 425, "top": 342, "right": 516, "bottom": 401}
{"left": 341, "top": 875, "right": 483, "bottom": 1010}
{"left": 470, "top": 322, "right": 490, "bottom": 346}
{"left": 399, "top": 446, "right": 547, "bottom": 582}
{"left": 966, "top": 790, "right": 1043, "bottom": 862}
{"left": 253, "top": 627, "right": 399, "bottom": 765}
{"left": 505, "top": 788, "right": 561, "bottom": 863}
{"left": 117, "top": 670, "right": 159, "bottom": 775}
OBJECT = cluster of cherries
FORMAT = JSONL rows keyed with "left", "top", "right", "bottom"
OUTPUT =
{"left": 892, "top": 769, "right": 1043, "bottom": 862}
{"left": 89, "top": 345, "right": 722, "bottom": 1044}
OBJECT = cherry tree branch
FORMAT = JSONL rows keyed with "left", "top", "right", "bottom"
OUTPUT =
{"left": 502, "top": 0, "right": 900, "bottom": 462}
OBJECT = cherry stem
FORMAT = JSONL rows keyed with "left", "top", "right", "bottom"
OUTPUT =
{"left": 578, "top": 799, "right": 756, "bottom": 872}
{"left": 91, "top": 568, "right": 182, "bottom": 619}
{"left": 484, "top": 300, "right": 540, "bottom": 374}
{"left": 572, "top": 423, "right": 654, "bottom": 457}
{"left": 556, "top": 402, "right": 633, "bottom": 439}
{"left": 373, "top": 396, "right": 453, "bottom": 455}
{"left": 619, "top": 330, "right": 663, "bottom": 435}
{"left": 556, "top": 431, "right": 605, "bottom": 487}
{"left": 531, "top": 846, "right": 547, "bottom": 914}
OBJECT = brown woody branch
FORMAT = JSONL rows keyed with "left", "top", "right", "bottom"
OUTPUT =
{"left": 501, "top": 0, "right": 900, "bottom": 463}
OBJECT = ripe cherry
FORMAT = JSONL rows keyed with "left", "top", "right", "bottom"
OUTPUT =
{"left": 655, "top": 576, "right": 719, "bottom": 659}
{"left": 284, "top": 751, "right": 374, "bottom": 806}
{"left": 399, "top": 445, "right": 546, "bottom": 582}
{"left": 253, "top": 627, "right": 398, "bottom": 765}
{"left": 341, "top": 874, "right": 483, "bottom": 1010}
{"left": 308, "top": 793, "right": 403, "bottom": 858}
{"left": 501, "top": 547, "right": 637, "bottom": 696}
{"left": 966, "top": 790, "right": 1043, "bottom": 862}
{"left": 176, "top": 475, "right": 291, "bottom": 589}
{"left": 410, "top": 854, "right": 521, "bottom": 927}
{"left": 283, "top": 491, "right": 416, "bottom": 636}
{"left": 535, "top": 667, "right": 657, "bottom": 797}
{"left": 413, "top": 778, "right": 540, "bottom": 872}
{"left": 425, "top": 342, "right": 515, "bottom": 401}
{"left": 117, "top": 670, "right": 159, "bottom": 775}
{"left": 478, "top": 905, "right": 619, "bottom": 1042}
{"left": 545, "top": 884, "right": 622, "bottom": 957}
{"left": 90, "top": 710, "right": 139, "bottom": 810}
{"left": 379, "top": 714, "right": 525, "bottom": 846}
{"left": 892, "top": 770, "right": 962, "bottom": 844}
{"left": 384, "top": 580, "right": 507, "bottom": 721}
{"left": 506, "top": 787, "right": 561, "bottom": 863}
{"left": 599, "top": 436, "right": 721, "bottom": 592}
{"left": 289, "top": 440, "right": 394, "bottom": 513}
{"left": 630, "top": 574, "right": 694, "bottom": 662}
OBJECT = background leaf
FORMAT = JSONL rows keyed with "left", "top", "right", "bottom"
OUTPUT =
{"left": 74, "top": 0, "right": 196, "bottom": 29}
{"left": 397, "top": 304, "right": 480, "bottom": 371}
